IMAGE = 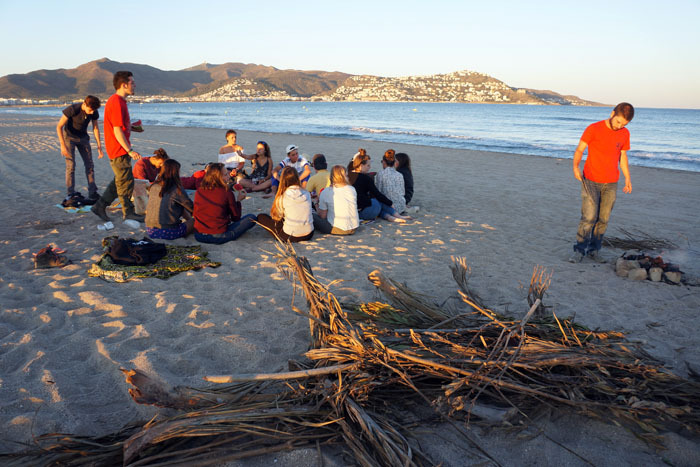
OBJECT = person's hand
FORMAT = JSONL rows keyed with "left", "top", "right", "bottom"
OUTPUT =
{"left": 236, "top": 191, "right": 247, "bottom": 202}
{"left": 573, "top": 166, "right": 583, "bottom": 182}
{"left": 623, "top": 179, "right": 632, "bottom": 194}
{"left": 232, "top": 144, "right": 243, "bottom": 153}
{"left": 129, "top": 150, "right": 142, "bottom": 161}
{"left": 97, "top": 148, "right": 105, "bottom": 159}
{"left": 60, "top": 146, "right": 70, "bottom": 158}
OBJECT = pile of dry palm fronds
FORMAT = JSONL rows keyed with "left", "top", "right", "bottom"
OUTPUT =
{"left": 3, "top": 242, "right": 699, "bottom": 466}
{"left": 604, "top": 227, "right": 678, "bottom": 250}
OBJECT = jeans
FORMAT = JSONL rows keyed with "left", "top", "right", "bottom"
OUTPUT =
{"left": 359, "top": 198, "right": 397, "bottom": 220}
{"left": 101, "top": 155, "right": 135, "bottom": 215}
{"left": 195, "top": 214, "right": 257, "bottom": 244}
{"left": 574, "top": 177, "right": 618, "bottom": 254}
{"left": 64, "top": 136, "right": 97, "bottom": 197}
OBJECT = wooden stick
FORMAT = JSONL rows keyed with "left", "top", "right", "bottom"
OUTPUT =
{"left": 204, "top": 363, "right": 359, "bottom": 383}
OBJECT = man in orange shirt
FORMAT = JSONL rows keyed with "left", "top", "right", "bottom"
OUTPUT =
{"left": 569, "top": 103, "right": 634, "bottom": 263}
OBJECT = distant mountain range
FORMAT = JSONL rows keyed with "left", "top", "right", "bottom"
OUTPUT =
{"left": 0, "top": 58, "right": 602, "bottom": 106}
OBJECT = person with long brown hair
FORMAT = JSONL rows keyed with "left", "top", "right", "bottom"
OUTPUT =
{"left": 347, "top": 149, "right": 410, "bottom": 223}
{"left": 375, "top": 149, "right": 406, "bottom": 214}
{"left": 144, "top": 159, "right": 194, "bottom": 240}
{"left": 237, "top": 141, "right": 274, "bottom": 193}
{"left": 313, "top": 165, "right": 359, "bottom": 235}
{"left": 257, "top": 166, "right": 314, "bottom": 242}
{"left": 193, "top": 163, "right": 257, "bottom": 244}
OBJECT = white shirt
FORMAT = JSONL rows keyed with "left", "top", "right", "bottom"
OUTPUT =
{"left": 219, "top": 149, "right": 245, "bottom": 169}
{"left": 319, "top": 185, "right": 360, "bottom": 231}
{"left": 280, "top": 156, "right": 310, "bottom": 175}
{"left": 282, "top": 186, "right": 314, "bottom": 236}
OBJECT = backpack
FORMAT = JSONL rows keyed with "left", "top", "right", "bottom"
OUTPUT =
{"left": 105, "top": 237, "right": 167, "bottom": 266}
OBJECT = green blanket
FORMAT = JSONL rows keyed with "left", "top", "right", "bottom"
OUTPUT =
{"left": 88, "top": 239, "right": 221, "bottom": 282}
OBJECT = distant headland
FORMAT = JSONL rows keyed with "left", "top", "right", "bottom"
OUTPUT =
{"left": 0, "top": 58, "right": 603, "bottom": 106}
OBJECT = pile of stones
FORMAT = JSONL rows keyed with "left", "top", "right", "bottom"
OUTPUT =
{"left": 615, "top": 253, "right": 682, "bottom": 284}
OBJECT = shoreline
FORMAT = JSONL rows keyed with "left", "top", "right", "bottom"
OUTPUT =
{"left": 1, "top": 114, "right": 699, "bottom": 465}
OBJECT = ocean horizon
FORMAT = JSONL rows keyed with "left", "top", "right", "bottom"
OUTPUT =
{"left": 3, "top": 102, "right": 699, "bottom": 173}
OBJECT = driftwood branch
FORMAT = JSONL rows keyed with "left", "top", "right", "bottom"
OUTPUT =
{"left": 204, "top": 363, "right": 359, "bottom": 383}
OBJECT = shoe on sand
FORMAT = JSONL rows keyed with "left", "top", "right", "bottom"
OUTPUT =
{"left": 91, "top": 202, "right": 110, "bottom": 221}
{"left": 33, "top": 245, "right": 71, "bottom": 269}
{"left": 568, "top": 251, "right": 584, "bottom": 263}
{"left": 588, "top": 251, "right": 606, "bottom": 263}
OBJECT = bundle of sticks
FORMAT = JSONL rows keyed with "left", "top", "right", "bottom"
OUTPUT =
{"left": 3, "top": 243, "right": 699, "bottom": 466}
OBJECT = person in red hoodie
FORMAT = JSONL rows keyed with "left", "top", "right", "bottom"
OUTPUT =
{"left": 569, "top": 102, "right": 634, "bottom": 264}
{"left": 193, "top": 163, "right": 257, "bottom": 244}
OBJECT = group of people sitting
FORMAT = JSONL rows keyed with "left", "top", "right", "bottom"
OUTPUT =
{"left": 136, "top": 130, "right": 417, "bottom": 244}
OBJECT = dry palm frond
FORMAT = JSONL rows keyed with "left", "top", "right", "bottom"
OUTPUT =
{"left": 3, "top": 244, "right": 700, "bottom": 466}
{"left": 603, "top": 228, "right": 678, "bottom": 250}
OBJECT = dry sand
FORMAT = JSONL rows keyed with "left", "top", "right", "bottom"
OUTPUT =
{"left": 1, "top": 113, "right": 699, "bottom": 466}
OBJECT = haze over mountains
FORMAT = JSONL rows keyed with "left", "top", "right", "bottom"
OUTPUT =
{"left": 0, "top": 58, "right": 601, "bottom": 106}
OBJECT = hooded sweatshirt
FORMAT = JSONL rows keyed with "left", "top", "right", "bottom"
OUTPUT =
{"left": 282, "top": 186, "right": 314, "bottom": 236}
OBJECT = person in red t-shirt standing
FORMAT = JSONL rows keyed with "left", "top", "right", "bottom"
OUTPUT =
{"left": 569, "top": 103, "right": 634, "bottom": 263}
{"left": 91, "top": 71, "right": 145, "bottom": 222}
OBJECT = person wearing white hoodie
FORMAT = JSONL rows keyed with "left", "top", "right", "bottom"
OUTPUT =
{"left": 257, "top": 167, "right": 314, "bottom": 242}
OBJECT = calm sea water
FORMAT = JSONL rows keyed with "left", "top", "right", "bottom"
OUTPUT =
{"left": 3, "top": 102, "right": 699, "bottom": 172}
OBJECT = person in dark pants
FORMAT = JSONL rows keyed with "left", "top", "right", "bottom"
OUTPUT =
{"left": 56, "top": 95, "right": 104, "bottom": 202}
{"left": 91, "top": 71, "right": 145, "bottom": 222}
{"left": 569, "top": 103, "right": 634, "bottom": 264}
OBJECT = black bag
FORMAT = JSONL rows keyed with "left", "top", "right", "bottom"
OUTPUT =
{"left": 61, "top": 192, "right": 87, "bottom": 208}
{"left": 106, "top": 237, "right": 167, "bottom": 266}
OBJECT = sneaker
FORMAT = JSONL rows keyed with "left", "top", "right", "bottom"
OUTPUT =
{"left": 588, "top": 251, "right": 606, "bottom": 263}
{"left": 568, "top": 251, "right": 584, "bottom": 263}
{"left": 91, "top": 202, "right": 110, "bottom": 221}
{"left": 123, "top": 212, "right": 145, "bottom": 222}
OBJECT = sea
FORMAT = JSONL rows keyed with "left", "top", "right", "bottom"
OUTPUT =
{"left": 3, "top": 102, "right": 699, "bottom": 173}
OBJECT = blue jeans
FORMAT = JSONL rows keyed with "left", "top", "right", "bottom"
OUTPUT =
{"left": 64, "top": 136, "right": 97, "bottom": 197}
{"left": 359, "top": 198, "right": 397, "bottom": 220}
{"left": 195, "top": 214, "right": 257, "bottom": 244}
{"left": 574, "top": 177, "right": 617, "bottom": 254}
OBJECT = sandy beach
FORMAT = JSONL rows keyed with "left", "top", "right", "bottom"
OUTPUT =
{"left": 1, "top": 113, "right": 699, "bottom": 466}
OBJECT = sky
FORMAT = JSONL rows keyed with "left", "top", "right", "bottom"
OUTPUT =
{"left": 1, "top": 0, "right": 699, "bottom": 108}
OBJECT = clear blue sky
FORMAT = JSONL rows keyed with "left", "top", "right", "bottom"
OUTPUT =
{"left": 2, "top": 0, "right": 699, "bottom": 108}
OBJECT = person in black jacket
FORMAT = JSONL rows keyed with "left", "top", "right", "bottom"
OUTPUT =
{"left": 347, "top": 149, "right": 411, "bottom": 223}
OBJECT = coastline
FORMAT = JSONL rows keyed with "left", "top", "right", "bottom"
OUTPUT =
{"left": 1, "top": 114, "right": 699, "bottom": 465}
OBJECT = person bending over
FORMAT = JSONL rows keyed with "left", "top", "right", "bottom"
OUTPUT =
{"left": 313, "top": 165, "right": 359, "bottom": 235}
{"left": 134, "top": 148, "right": 169, "bottom": 182}
{"left": 56, "top": 95, "right": 104, "bottom": 203}
{"left": 193, "top": 163, "right": 257, "bottom": 244}
{"left": 258, "top": 167, "right": 314, "bottom": 242}
{"left": 375, "top": 149, "right": 406, "bottom": 215}
{"left": 145, "top": 159, "right": 194, "bottom": 240}
{"left": 347, "top": 149, "right": 410, "bottom": 223}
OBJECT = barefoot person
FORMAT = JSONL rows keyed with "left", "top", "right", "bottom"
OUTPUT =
{"left": 569, "top": 103, "right": 634, "bottom": 263}
{"left": 91, "top": 71, "right": 145, "bottom": 222}
{"left": 56, "top": 95, "right": 104, "bottom": 204}
{"left": 237, "top": 141, "right": 274, "bottom": 193}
